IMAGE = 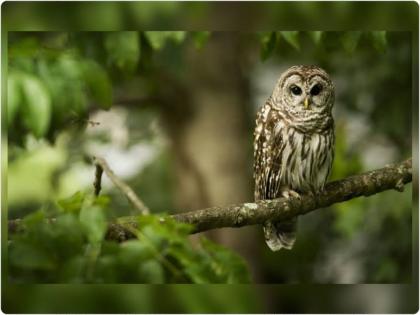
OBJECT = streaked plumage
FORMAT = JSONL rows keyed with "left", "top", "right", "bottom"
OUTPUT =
{"left": 253, "top": 65, "right": 335, "bottom": 251}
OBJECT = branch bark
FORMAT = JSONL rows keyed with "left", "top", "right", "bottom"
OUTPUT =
{"left": 110, "top": 158, "right": 412, "bottom": 239}
{"left": 171, "top": 158, "right": 412, "bottom": 233}
{"left": 8, "top": 158, "right": 412, "bottom": 241}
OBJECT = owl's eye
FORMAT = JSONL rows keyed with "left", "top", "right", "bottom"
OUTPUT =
{"left": 290, "top": 85, "right": 302, "bottom": 96}
{"left": 310, "top": 84, "right": 322, "bottom": 96}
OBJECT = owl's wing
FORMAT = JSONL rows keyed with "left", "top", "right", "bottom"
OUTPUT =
{"left": 254, "top": 98, "right": 297, "bottom": 251}
{"left": 253, "top": 97, "right": 285, "bottom": 201}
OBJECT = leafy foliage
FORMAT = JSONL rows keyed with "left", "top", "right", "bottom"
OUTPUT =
{"left": 104, "top": 32, "right": 141, "bottom": 73}
{"left": 308, "top": 31, "right": 323, "bottom": 45}
{"left": 144, "top": 31, "right": 186, "bottom": 50}
{"left": 370, "top": 31, "right": 387, "bottom": 53}
{"left": 21, "top": 74, "right": 52, "bottom": 137}
{"left": 8, "top": 192, "right": 251, "bottom": 283}
{"left": 259, "top": 31, "right": 388, "bottom": 61}
{"left": 8, "top": 34, "right": 115, "bottom": 142}
{"left": 341, "top": 31, "right": 362, "bottom": 54}
{"left": 191, "top": 31, "right": 211, "bottom": 49}
{"left": 259, "top": 32, "right": 278, "bottom": 61}
{"left": 7, "top": 32, "right": 204, "bottom": 143}
{"left": 280, "top": 31, "right": 300, "bottom": 51}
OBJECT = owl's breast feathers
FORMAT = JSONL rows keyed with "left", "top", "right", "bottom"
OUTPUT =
{"left": 254, "top": 98, "right": 335, "bottom": 200}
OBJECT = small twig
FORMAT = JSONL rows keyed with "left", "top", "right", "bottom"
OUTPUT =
{"left": 93, "top": 156, "right": 150, "bottom": 215}
{"left": 93, "top": 163, "right": 103, "bottom": 196}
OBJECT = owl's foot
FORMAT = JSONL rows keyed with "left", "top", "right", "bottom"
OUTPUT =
{"left": 281, "top": 189, "right": 301, "bottom": 199}
{"left": 307, "top": 190, "right": 316, "bottom": 197}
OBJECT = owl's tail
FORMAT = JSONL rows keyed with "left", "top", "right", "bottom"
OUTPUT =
{"left": 263, "top": 218, "right": 297, "bottom": 251}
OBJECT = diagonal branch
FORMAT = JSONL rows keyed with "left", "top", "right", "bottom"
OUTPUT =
{"left": 170, "top": 158, "right": 412, "bottom": 233}
{"left": 93, "top": 156, "right": 150, "bottom": 215}
{"left": 110, "top": 158, "right": 412, "bottom": 238}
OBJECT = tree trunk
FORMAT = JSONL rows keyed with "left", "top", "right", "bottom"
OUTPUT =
{"left": 161, "top": 32, "right": 262, "bottom": 280}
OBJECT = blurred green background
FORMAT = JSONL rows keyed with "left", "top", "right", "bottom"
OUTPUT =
{"left": 2, "top": 1, "right": 417, "bottom": 314}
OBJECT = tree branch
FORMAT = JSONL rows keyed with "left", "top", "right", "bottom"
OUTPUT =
{"left": 8, "top": 158, "right": 412, "bottom": 242}
{"left": 171, "top": 158, "right": 412, "bottom": 233}
{"left": 110, "top": 158, "right": 412, "bottom": 238}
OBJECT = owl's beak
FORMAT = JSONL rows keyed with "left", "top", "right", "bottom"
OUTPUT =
{"left": 304, "top": 97, "right": 310, "bottom": 110}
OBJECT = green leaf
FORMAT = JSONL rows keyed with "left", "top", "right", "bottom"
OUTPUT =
{"left": 167, "top": 245, "right": 212, "bottom": 283}
{"left": 170, "top": 31, "right": 187, "bottom": 43}
{"left": 104, "top": 31, "right": 140, "bottom": 73}
{"left": 7, "top": 71, "right": 22, "bottom": 126}
{"left": 57, "top": 191, "right": 85, "bottom": 213}
{"left": 8, "top": 37, "right": 41, "bottom": 59}
{"left": 340, "top": 31, "right": 362, "bottom": 54}
{"left": 192, "top": 31, "right": 210, "bottom": 49}
{"left": 137, "top": 215, "right": 194, "bottom": 245}
{"left": 139, "top": 260, "right": 165, "bottom": 283}
{"left": 145, "top": 31, "right": 186, "bottom": 50}
{"left": 9, "top": 241, "right": 55, "bottom": 270}
{"left": 308, "top": 31, "right": 323, "bottom": 45}
{"left": 370, "top": 31, "right": 387, "bottom": 53}
{"left": 79, "top": 204, "right": 107, "bottom": 244}
{"left": 118, "top": 240, "right": 154, "bottom": 262}
{"left": 51, "top": 214, "right": 86, "bottom": 258}
{"left": 200, "top": 238, "right": 251, "bottom": 283}
{"left": 93, "top": 195, "right": 111, "bottom": 208}
{"left": 37, "top": 56, "right": 88, "bottom": 119}
{"left": 81, "top": 60, "right": 113, "bottom": 109}
{"left": 259, "top": 32, "right": 278, "bottom": 61}
{"left": 59, "top": 256, "right": 86, "bottom": 282}
{"left": 144, "top": 32, "right": 167, "bottom": 50}
{"left": 8, "top": 141, "right": 67, "bottom": 207}
{"left": 280, "top": 31, "right": 300, "bottom": 51}
{"left": 20, "top": 74, "right": 51, "bottom": 138}
{"left": 55, "top": 57, "right": 87, "bottom": 115}
{"left": 22, "top": 209, "right": 45, "bottom": 227}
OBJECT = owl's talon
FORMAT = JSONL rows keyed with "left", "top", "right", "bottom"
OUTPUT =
{"left": 281, "top": 190, "right": 290, "bottom": 199}
{"left": 307, "top": 190, "right": 315, "bottom": 197}
{"left": 281, "top": 189, "right": 301, "bottom": 199}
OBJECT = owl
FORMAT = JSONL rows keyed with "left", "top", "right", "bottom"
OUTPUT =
{"left": 253, "top": 65, "right": 335, "bottom": 251}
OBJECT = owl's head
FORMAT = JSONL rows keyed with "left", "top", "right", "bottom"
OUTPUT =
{"left": 272, "top": 65, "right": 334, "bottom": 116}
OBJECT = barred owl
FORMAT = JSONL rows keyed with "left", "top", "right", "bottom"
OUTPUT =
{"left": 254, "top": 65, "right": 335, "bottom": 251}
